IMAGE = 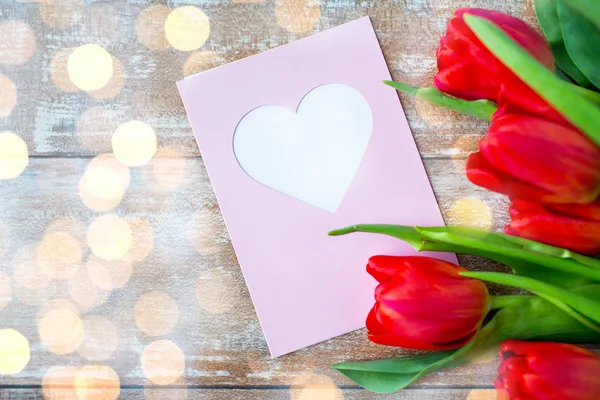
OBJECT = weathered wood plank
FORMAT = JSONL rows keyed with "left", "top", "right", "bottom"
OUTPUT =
{"left": 0, "top": 388, "right": 495, "bottom": 400}
{"left": 0, "top": 1, "right": 536, "bottom": 158}
{"left": 0, "top": 157, "right": 509, "bottom": 388}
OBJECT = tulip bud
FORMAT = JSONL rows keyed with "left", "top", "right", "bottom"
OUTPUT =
{"left": 366, "top": 256, "right": 489, "bottom": 350}
{"left": 506, "top": 199, "right": 600, "bottom": 256}
{"left": 435, "top": 8, "right": 553, "bottom": 101}
{"left": 466, "top": 113, "right": 600, "bottom": 204}
{"left": 495, "top": 340, "right": 600, "bottom": 400}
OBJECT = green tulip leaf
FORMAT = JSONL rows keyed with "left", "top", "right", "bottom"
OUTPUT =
{"left": 329, "top": 224, "right": 600, "bottom": 288}
{"left": 383, "top": 81, "right": 497, "bottom": 120}
{"left": 332, "top": 296, "right": 600, "bottom": 393}
{"left": 461, "top": 271, "right": 600, "bottom": 327}
{"left": 563, "top": 0, "right": 600, "bottom": 27}
{"left": 534, "top": 0, "right": 595, "bottom": 88}
{"left": 557, "top": 2, "right": 600, "bottom": 90}
{"left": 463, "top": 14, "right": 600, "bottom": 147}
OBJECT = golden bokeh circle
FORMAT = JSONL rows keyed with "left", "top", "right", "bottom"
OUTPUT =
{"left": 0, "top": 272, "right": 11, "bottom": 311}
{"left": 67, "top": 44, "right": 114, "bottom": 92}
{"left": 38, "top": 309, "right": 84, "bottom": 355}
{"left": 0, "top": 329, "right": 30, "bottom": 375}
{"left": 0, "top": 74, "right": 17, "bottom": 118}
{"left": 0, "top": 132, "right": 29, "bottom": 180}
{"left": 12, "top": 244, "right": 51, "bottom": 289}
{"left": 0, "top": 20, "right": 36, "bottom": 66}
{"left": 77, "top": 316, "right": 118, "bottom": 361}
{"left": 0, "top": 221, "right": 11, "bottom": 259}
{"left": 124, "top": 217, "right": 154, "bottom": 263}
{"left": 75, "top": 365, "right": 120, "bottom": 400}
{"left": 134, "top": 291, "right": 179, "bottom": 337}
{"left": 39, "top": 0, "right": 83, "bottom": 28}
{"left": 42, "top": 366, "right": 80, "bottom": 400}
{"left": 165, "top": 6, "right": 211, "bottom": 52}
{"left": 182, "top": 50, "right": 225, "bottom": 77}
{"left": 195, "top": 269, "right": 241, "bottom": 314}
{"left": 89, "top": 57, "right": 126, "bottom": 100}
{"left": 112, "top": 120, "right": 158, "bottom": 167}
{"left": 136, "top": 5, "right": 172, "bottom": 51}
{"left": 76, "top": 107, "right": 118, "bottom": 153}
{"left": 275, "top": 0, "right": 321, "bottom": 33}
{"left": 79, "top": 154, "right": 131, "bottom": 212}
{"left": 290, "top": 374, "right": 344, "bottom": 400}
{"left": 50, "top": 48, "right": 80, "bottom": 93}
{"left": 36, "top": 232, "right": 82, "bottom": 279}
{"left": 46, "top": 218, "right": 88, "bottom": 252}
{"left": 467, "top": 389, "right": 498, "bottom": 400}
{"left": 68, "top": 268, "right": 111, "bottom": 310}
{"left": 447, "top": 197, "right": 493, "bottom": 231}
{"left": 152, "top": 146, "right": 186, "bottom": 191}
{"left": 87, "top": 214, "right": 133, "bottom": 260}
{"left": 87, "top": 254, "right": 133, "bottom": 291}
{"left": 37, "top": 299, "right": 80, "bottom": 325}
{"left": 141, "top": 340, "right": 186, "bottom": 385}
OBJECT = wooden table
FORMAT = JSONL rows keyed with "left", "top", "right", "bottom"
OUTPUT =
{"left": 0, "top": 0, "right": 534, "bottom": 398}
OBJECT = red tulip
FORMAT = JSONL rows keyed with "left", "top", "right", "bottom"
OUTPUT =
{"left": 495, "top": 340, "right": 600, "bottom": 400}
{"left": 466, "top": 113, "right": 600, "bottom": 204}
{"left": 506, "top": 199, "right": 600, "bottom": 256}
{"left": 435, "top": 8, "right": 554, "bottom": 102}
{"left": 366, "top": 256, "right": 489, "bottom": 350}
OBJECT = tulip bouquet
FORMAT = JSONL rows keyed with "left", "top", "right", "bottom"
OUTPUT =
{"left": 329, "top": 2, "right": 600, "bottom": 398}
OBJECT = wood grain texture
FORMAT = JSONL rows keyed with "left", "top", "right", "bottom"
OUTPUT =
{"left": 0, "top": 0, "right": 537, "bottom": 397}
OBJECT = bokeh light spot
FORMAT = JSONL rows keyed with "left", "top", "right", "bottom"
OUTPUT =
{"left": 68, "top": 268, "right": 110, "bottom": 310}
{"left": 290, "top": 374, "right": 344, "bottom": 400}
{"left": 124, "top": 217, "right": 154, "bottom": 262}
{"left": 275, "top": 0, "right": 321, "bottom": 33}
{"left": 42, "top": 366, "right": 79, "bottom": 400}
{"left": 46, "top": 218, "right": 88, "bottom": 252}
{"left": 0, "top": 20, "right": 36, "bottom": 66}
{"left": 165, "top": 6, "right": 210, "bottom": 51}
{"left": 134, "top": 291, "right": 179, "bottom": 337}
{"left": 39, "top": 0, "right": 83, "bottom": 28}
{"left": 75, "top": 365, "right": 120, "bottom": 400}
{"left": 136, "top": 5, "right": 171, "bottom": 51}
{"left": 87, "top": 214, "right": 132, "bottom": 260}
{"left": 467, "top": 389, "right": 498, "bottom": 400}
{"left": 182, "top": 50, "right": 225, "bottom": 77}
{"left": 187, "top": 208, "right": 229, "bottom": 255}
{"left": 141, "top": 340, "right": 185, "bottom": 385}
{"left": 112, "top": 120, "right": 157, "bottom": 167}
{"left": 87, "top": 254, "right": 132, "bottom": 290}
{"left": 77, "top": 316, "right": 118, "bottom": 361}
{"left": 0, "top": 74, "right": 17, "bottom": 118}
{"left": 0, "top": 329, "right": 30, "bottom": 375}
{"left": 38, "top": 309, "right": 84, "bottom": 355}
{"left": 79, "top": 154, "right": 130, "bottom": 212}
{"left": 152, "top": 147, "right": 186, "bottom": 191}
{"left": 50, "top": 48, "right": 80, "bottom": 93}
{"left": 36, "top": 232, "right": 82, "bottom": 279}
{"left": 13, "top": 244, "right": 51, "bottom": 289}
{"left": 0, "top": 132, "right": 29, "bottom": 180}
{"left": 67, "top": 44, "right": 114, "bottom": 92}
{"left": 37, "top": 299, "right": 80, "bottom": 324}
{"left": 448, "top": 197, "right": 493, "bottom": 230}
{"left": 89, "top": 57, "right": 126, "bottom": 100}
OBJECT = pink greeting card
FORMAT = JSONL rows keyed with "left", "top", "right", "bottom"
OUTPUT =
{"left": 177, "top": 17, "right": 456, "bottom": 357}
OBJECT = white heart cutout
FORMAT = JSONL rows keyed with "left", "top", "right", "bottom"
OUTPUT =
{"left": 233, "top": 84, "right": 373, "bottom": 213}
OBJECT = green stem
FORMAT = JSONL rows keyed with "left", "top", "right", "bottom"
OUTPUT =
{"left": 490, "top": 295, "right": 530, "bottom": 310}
{"left": 461, "top": 271, "right": 600, "bottom": 326}
{"left": 384, "top": 81, "right": 497, "bottom": 120}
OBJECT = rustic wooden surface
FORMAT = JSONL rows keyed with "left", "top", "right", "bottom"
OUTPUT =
{"left": 0, "top": 0, "right": 537, "bottom": 399}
